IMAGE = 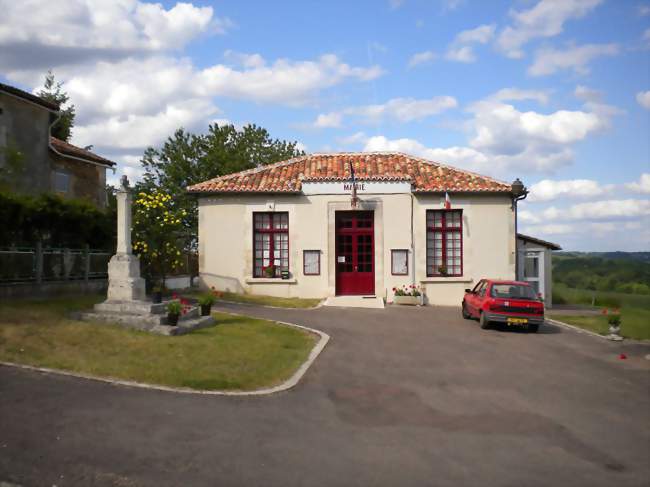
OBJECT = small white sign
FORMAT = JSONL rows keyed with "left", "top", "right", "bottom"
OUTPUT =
{"left": 302, "top": 180, "right": 411, "bottom": 195}
{"left": 337, "top": 256, "right": 346, "bottom": 263}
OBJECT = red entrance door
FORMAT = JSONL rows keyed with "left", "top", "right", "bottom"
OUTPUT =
{"left": 335, "top": 211, "right": 375, "bottom": 296}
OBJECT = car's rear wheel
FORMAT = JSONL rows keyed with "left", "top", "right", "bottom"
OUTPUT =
{"left": 462, "top": 302, "right": 471, "bottom": 319}
{"left": 479, "top": 312, "right": 491, "bottom": 329}
{"left": 528, "top": 324, "right": 540, "bottom": 333}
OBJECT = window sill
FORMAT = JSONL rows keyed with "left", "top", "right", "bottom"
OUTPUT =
{"left": 420, "top": 277, "right": 473, "bottom": 283}
{"left": 245, "top": 277, "right": 297, "bottom": 284}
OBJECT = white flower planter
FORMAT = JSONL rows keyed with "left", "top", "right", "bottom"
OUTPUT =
{"left": 393, "top": 295, "right": 423, "bottom": 306}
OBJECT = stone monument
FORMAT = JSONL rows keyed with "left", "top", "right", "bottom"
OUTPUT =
{"left": 80, "top": 176, "right": 214, "bottom": 335}
{"left": 106, "top": 175, "right": 146, "bottom": 301}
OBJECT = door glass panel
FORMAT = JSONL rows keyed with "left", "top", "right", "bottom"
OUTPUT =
{"left": 356, "top": 234, "right": 372, "bottom": 272}
{"left": 524, "top": 255, "right": 539, "bottom": 278}
{"left": 337, "top": 235, "right": 353, "bottom": 272}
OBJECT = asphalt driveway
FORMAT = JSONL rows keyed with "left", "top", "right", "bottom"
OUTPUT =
{"left": 1, "top": 303, "right": 649, "bottom": 487}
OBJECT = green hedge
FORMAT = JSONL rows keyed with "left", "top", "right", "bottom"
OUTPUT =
{"left": 0, "top": 191, "right": 115, "bottom": 250}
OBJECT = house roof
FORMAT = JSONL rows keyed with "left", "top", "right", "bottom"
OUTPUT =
{"left": 517, "top": 233, "right": 562, "bottom": 251}
{"left": 50, "top": 137, "right": 116, "bottom": 167}
{"left": 187, "top": 152, "right": 513, "bottom": 194}
{"left": 0, "top": 82, "right": 59, "bottom": 111}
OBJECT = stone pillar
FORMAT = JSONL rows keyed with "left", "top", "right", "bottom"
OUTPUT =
{"left": 106, "top": 176, "right": 146, "bottom": 302}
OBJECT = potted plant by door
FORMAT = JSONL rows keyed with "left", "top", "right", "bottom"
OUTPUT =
{"left": 198, "top": 292, "right": 216, "bottom": 316}
{"left": 605, "top": 308, "right": 623, "bottom": 341}
{"left": 392, "top": 284, "right": 423, "bottom": 305}
{"left": 166, "top": 301, "right": 181, "bottom": 326}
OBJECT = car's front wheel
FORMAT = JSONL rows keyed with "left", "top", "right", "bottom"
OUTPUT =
{"left": 462, "top": 302, "right": 471, "bottom": 319}
{"left": 479, "top": 312, "right": 491, "bottom": 329}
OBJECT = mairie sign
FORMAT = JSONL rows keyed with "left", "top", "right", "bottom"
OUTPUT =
{"left": 301, "top": 180, "right": 411, "bottom": 195}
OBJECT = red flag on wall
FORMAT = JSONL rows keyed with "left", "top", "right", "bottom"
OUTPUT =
{"left": 444, "top": 192, "right": 451, "bottom": 209}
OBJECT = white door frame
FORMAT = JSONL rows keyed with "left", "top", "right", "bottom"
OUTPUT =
{"left": 518, "top": 248, "right": 545, "bottom": 300}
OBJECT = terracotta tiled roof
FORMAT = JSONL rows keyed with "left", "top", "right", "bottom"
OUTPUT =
{"left": 0, "top": 82, "right": 59, "bottom": 111}
{"left": 50, "top": 137, "right": 116, "bottom": 167}
{"left": 187, "top": 152, "right": 512, "bottom": 194}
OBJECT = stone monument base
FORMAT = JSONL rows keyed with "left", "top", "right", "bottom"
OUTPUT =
{"left": 106, "top": 253, "right": 146, "bottom": 301}
{"left": 79, "top": 299, "right": 215, "bottom": 336}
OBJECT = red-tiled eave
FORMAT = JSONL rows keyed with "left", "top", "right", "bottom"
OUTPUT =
{"left": 50, "top": 137, "right": 116, "bottom": 167}
{"left": 187, "top": 152, "right": 513, "bottom": 194}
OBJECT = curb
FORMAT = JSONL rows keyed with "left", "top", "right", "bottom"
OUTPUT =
{"left": 0, "top": 312, "right": 330, "bottom": 397}
{"left": 215, "top": 299, "right": 324, "bottom": 310}
{"left": 545, "top": 318, "right": 615, "bottom": 341}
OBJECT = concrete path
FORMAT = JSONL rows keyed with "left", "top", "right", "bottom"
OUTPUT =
{"left": 1, "top": 303, "right": 648, "bottom": 487}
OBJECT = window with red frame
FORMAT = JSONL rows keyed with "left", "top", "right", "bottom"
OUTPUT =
{"left": 426, "top": 210, "right": 463, "bottom": 276}
{"left": 253, "top": 212, "right": 289, "bottom": 278}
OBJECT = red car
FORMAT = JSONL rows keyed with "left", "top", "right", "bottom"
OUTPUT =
{"left": 462, "top": 279, "right": 544, "bottom": 332}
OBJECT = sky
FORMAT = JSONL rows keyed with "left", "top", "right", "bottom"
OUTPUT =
{"left": 0, "top": 0, "right": 648, "bottom": 251}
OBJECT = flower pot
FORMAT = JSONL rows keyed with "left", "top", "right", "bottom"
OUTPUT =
{"left": 167, "top": 312, "right": 179, "bottom": 326}
{"left": 152, "top": 291, "right": 162, "bottom": 304}
{"left": 393, "top": 295, "right": 422, "bottom": 306}
{"left": 200, "top": 304, "right": 212, "bottom": 316}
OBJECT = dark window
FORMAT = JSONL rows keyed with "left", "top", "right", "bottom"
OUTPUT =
{"left": 391, "top": 249, "right": 409, "bottom": 275}
{"left": 490, "top": 283, "right": 537, "bottom": 300}
{"left": 426, "top": 209, "right": 463, "bottom": 277}
{"left": 253, "top": 212, "right": 289, "bottom": 278}
{"left": 303, "top": 250, "right": 320, "bottom": 275}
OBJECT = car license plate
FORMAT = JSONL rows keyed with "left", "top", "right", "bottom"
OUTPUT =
{"left": 507, "top": 318, "right": 528, "bottom": 324}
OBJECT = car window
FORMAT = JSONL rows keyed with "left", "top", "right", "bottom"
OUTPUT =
{"left": 478, "top": 282, "right": 487, "bottom": 297}
{"left": 471, "top": 280, "right": 484, "bottom": 294}
{"left": 490, "top": 284, "right": 536, "bottom": 300}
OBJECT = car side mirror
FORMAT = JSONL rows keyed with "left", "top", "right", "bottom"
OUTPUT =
{"left": 465, "top": 288, "right": 472, "bottom": 293}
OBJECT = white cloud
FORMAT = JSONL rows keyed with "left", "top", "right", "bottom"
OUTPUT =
{"left": 309, "top": 95, "right": 457, "bottom": 128}
{"left": 574, "top": 85, "right": 602, "bottom": 102}
{"left": 446, "top": 24, "right": 495, "bottom": 63}
{"left": 361, "top": 88, "right": 618, "bottom": 177}
{"left": 528, "top": 179, "right": 606, "bottom": 202}
{"left": 313, "top": 112, "right": 343, "bottom": 128}
{"left": 337, "top": 132, "right": 368, "bottom": 146}
{"left": 644, "top": 27, "right": 650, "bottom": 45}
{"left": 6, "top": 51, "right": 382, "bottom": 153}
{"left": 0, "top": 0, "right": 222, "bottom": 70}
{"left": 496, "top": 0, "right": 603, "bottom": 58}
{"left": 489, "top": 88, "right": 549, "bottom": 105}
{"left": 446, "top": 46, "right": 477, "bottom": 63}
{"left": 626, "top": 173, "right": 650, "bottom": 194}
{"left": 640, "top": 5, "right": 650, "bottom": 16}
{"left": 636, "top": 90, "right": 650, "bottom": 109}
{"left": 197, "top": 53, "right": 383, "bottom": 105}
{"left": 389, "top": 0, "right": 405, "bottom": 9}
{"left": 455, "top": 24, "right": 496, "bottom": 44}
{"left": 408, "top": 50, "right": 436, "bottom": 68}
{"left": 528, "top": 43, "right": 619, "bottom": 76}
{"left": 540, "top": 199, "right": 650, "bottom": 221}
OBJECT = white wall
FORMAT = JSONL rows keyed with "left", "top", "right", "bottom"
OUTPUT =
{"left": 198, "top": 191, "right": 515, "bottom": 306}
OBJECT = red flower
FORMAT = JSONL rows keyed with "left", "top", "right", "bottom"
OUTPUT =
{"left": 619, "top": 353, "right": 627, "bottom": 360}
{"left": 172, "top": 293, "right": 178, "bottom": 299}
{"left": 602, "top": 308, "right": 608, "bottom": 315}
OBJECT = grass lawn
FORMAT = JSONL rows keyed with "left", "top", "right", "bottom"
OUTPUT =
{"left": 551, "top": 283, "right": 650, "bottom": 340}
{"left": 209, "top": 291, "right": 321, "bottom": 309}
{"left": 552, "top": 308, "right": 650, "bottom": 341}
{"left": 0, "top": 295, "right": 317, "bottom": 391}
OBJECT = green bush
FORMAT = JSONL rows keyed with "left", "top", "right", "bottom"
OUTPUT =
{"left": 0, "top": 191, "right": 115, "bottom": 249}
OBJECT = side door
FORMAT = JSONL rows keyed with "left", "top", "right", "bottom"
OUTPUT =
{"left": 466, "top": 280, "right": 485, "bottom": 316}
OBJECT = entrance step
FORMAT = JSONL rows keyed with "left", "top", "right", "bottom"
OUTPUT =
{"left": 323, "top": 295, "right": 385, "bottom": 309}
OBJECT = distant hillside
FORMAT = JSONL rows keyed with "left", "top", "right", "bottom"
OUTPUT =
{"left": 555, "top": 251, "right": 650, "bottom": 262}
{"left": 553, "top": 252, "right": 650, "bottom": 295}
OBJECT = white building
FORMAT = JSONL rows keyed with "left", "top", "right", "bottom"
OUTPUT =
{"left": 188, "top": 152, "right": 549, "bottom": 307}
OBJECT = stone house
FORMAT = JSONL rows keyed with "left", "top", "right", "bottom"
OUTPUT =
{"left": 0, "top": 82, "right": 115, "bottom": 208}
{"left": 188, "top": 152, "right": 547, "bottom": 307}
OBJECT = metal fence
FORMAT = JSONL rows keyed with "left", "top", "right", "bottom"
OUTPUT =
{"left": 0, "top": 244, "right": 111, "bottom": 283}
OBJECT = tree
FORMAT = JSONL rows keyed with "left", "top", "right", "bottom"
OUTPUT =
{"left": 139, "top": 123, "right": 304, "bottom": 250}
{"left": 132, "top": 189, "right": 186, "bottom": 287}
{"left": 38, "top": 70, "right": 76, "bottom": 141}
